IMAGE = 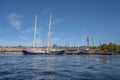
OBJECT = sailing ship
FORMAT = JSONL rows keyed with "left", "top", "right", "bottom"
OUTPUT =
{"left": 22, "top": 14, "right": 65, "bottom": 55}
{"left": 22, "top": 14, "right": 46, "bottom": 55}
{"left": 46, "top": 13, "right": 65, "bottom": 55}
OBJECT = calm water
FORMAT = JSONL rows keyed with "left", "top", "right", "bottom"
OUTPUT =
{"left": 0, "top": 53, "right": 120, "bottom": 80}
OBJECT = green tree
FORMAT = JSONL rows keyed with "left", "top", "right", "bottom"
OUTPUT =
{"left": 99, "top": 43, "right": 120, "bottom": 53}
{"left": 100, "top": 44, "right": 108, "bottom": 50}
{"left": 53, "top": 44, "right": 57, "bottom": 48}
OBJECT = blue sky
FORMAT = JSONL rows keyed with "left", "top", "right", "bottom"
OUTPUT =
{"left": 0, "top": 0, "right": 120, "bottom": 46}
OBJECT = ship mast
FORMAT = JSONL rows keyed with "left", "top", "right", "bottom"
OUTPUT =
{"left": 33, "top": 14, "right": 37, "bottom": 48}
{"left": 47, "top": 13, "right": 52, "bottom": 53}
{"left": 86, "top": 33, "right": 89, "bottom": 49}
{"left": 92, "top": 37, "right": 94, "bottom": 47}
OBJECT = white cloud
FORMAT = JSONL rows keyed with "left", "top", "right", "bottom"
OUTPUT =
{"left": 50, "top": 37, "right": 66, "bottom": 46}
{"left": 52, "top": 15, "right": 71, "bottom": 25}
{"left": 0, "top": 40, "right": 32, "bottom": 46}
{"left": 19, "top": 36, "right": 29, "bottom": 40}
{"left": 22, "top": 27, "right": 33, "bottom": 33}
{"left": 50, "top": 37, "right": 60, "bottom": 44}
{"left": 7, "top": 13, "right": 22, "bottom": 30}
{"left": 21, "top": 25, "right": 44, "bottom": 34}
{"left": 0, "top": 40, "right": 19, "bottom": 46}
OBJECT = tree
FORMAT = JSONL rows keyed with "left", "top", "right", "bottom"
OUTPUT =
{"left": 100, "top": 44, "right": 108, "bottom": 50}
{"left": 99, "top": 43, "right": 120, "bottom": 53}
{"left": 53, "top": 44, "right": 57, "bottom": 48}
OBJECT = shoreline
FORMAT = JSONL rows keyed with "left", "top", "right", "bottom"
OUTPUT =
{"left": 0, "top": 47, "right": 120, "bottom": 55}
{"left": 0, "top": 51, "right": 119, "bottom": 55}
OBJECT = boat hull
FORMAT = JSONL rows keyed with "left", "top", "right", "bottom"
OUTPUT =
{"left": 22, "top": 50, "right": 47, "bottom": 55}
{"left": 49, "top": 50, "right": 65, "bottom": 55}
{"left": 22, "top": 50, "right": 65, "bottom": 55}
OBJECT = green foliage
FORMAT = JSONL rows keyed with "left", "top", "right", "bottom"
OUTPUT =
{"left": 99, "top": 44, "right": 108, "bottom": 50}
{"left": 99, "top": 43, "right": 120, "bottom": 53}
{"left": 90, "top": 46, "right": 98, "bottom": 49}
{"left": 53, "top": 44, "right": 57, "bottom": 48}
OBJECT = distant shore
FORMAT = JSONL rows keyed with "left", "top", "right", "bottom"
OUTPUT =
{"left": 0, "top": 47, "right": 119, "bottom": 55}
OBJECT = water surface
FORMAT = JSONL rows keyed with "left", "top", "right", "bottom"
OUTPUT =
{"left": 0, "top": 53, "right": 120, "bottom": 80}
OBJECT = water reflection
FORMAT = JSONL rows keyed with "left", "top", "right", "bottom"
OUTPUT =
{"left": 28, "top": 55, "right": 56, "bottom": 80}
{"left": 0, "top": 54, "right": 120, "bottom": 80}
{"left": 29, "top": 55, "right": 111, "bottom": 80}
{"left": 99, "top": 55, "right": 110, "bottom": 63}
{"left": 84, "top": 55, "right": 110, "bottom": 63}
{"left": 29, "top": 56, "right": 41, "bottom": 80}
{"left": 45, "top": 55, "right": 55, "bottom": 80}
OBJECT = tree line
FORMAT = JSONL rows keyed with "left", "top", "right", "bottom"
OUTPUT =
{"left": 99, "top": 43, "right": 120, "bottom": 53}
{"left": 90, "top": 43, "right": 120, "bottom": 53}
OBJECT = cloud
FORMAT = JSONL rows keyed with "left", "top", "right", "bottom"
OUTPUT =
{"left": 19, "top": 36, "right": 29, "bottom": 40}
{"left": 51, "top": 37, "right": 60, "bottom": 42}
{"left": 22, "top": 27, "right": 33, "bottom": 33}
{"left": 50, "top": 37, "right": 66, "bottom": 46}
{"left": 0, "top": 40, "right": 32, "bottom": 46}
{"left": 50, "top": 37, "right": 62, "bottom": 45}
{"left": 7, "top": 13, "right": 22, "bottom": 30}
{"left": 21, "top": 26, "right": 44, "bottom": 34}
{"left": 0, "top": 40, "right": 19, "bottom": 46}
{"left": 52, "top": 15, "right": 71, "bottom": 25}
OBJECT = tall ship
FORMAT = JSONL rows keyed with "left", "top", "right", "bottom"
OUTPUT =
{"left": 22, "top": 14, "right": 65, "bottom": 55}
{"left": 46, "top": 13, "right": 65, "bottom": 55}
{"left": 22, "top": 14, "right": 46, "bottom": 55}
